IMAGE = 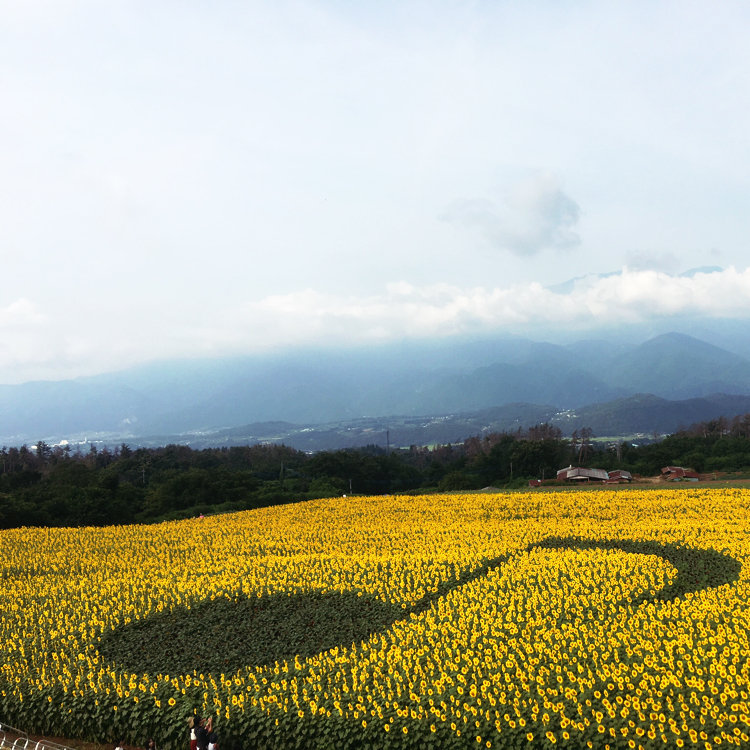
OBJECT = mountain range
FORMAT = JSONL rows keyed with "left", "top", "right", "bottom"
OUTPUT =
{"left": 2, "top": 329, "right": 750, "bottom": 449}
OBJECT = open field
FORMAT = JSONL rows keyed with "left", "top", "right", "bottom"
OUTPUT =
{"left": 2, "top": 488, "right": 750, "bottom": 749}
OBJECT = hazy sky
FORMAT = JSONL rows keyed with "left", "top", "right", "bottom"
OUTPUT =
{"left": 2, "top": 0, "right": 750, "bottom": 383}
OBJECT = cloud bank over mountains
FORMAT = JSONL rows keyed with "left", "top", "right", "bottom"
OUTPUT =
{"left": 2, "top": 266, "right": 748, "bottom": 384}
{"left": 246, "top": 266, "right": 750, "bottom": 341}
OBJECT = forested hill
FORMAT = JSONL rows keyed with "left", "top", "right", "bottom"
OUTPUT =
{"left": 3, "top": 415, "right": 750, "bottom": 529}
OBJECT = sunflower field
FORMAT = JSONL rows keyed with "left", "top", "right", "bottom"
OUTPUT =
{"left": 2, "top": 487, "right": 750, "bottom": 749}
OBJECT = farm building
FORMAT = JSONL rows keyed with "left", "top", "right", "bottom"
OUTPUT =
{"left": 661, "top": 466, "right": 701, "bottom": 481}
{"left": 607, "top": 469, "right": 632, "bottom": 483}
{"left": 556, "top": 466, "right": 609, "bottom": 482}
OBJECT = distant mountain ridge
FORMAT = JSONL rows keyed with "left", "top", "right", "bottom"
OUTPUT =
{"left": 1, "top": 329, "right": 750, "bottom": 447}
{"left": 605, "top": 333, "right": 750, "bottom": 398}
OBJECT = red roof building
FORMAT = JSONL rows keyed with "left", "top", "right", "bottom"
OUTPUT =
{"left": 607, "top": 469, "right": 632, "bottom": 483}
{"left": 661, "top": 466, "right": 701, "bottom": 481}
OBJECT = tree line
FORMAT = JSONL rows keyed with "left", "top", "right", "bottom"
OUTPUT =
{"left": 2, "top": 414, "right": 750, "bottom": 528}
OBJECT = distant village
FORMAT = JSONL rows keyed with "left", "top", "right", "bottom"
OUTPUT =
{"left": 530, "top": 465, "right": 702, "bottom": 487}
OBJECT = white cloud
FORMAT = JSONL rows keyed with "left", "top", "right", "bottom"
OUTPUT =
{"left": 0, "top": 300, "right": 59, "bottom": 381}
{"left": 0, "top": 298, "right": 46, "bottom": 326}
{"left": 442, "top": 173, "right": 581, "bottom": 256}
{"left": 223, "top": 266, "right": 750, "bottom": 347}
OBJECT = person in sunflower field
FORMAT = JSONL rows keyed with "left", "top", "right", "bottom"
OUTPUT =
{"left": 195, "top": 715, "right": 212, "bottom": 750}
{"left": 187, "top": 716, "right": 197, "bottom": 750}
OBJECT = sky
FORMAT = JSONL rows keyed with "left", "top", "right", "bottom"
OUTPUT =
{"left": 2, "top": 0, "right": 750, "bottom": 384}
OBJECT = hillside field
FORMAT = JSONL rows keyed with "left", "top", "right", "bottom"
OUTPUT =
{"left": 2, "top": 488, "right": 750, "bottom": 749}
